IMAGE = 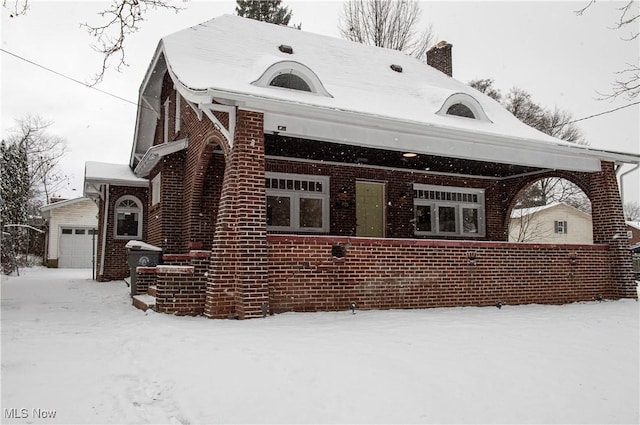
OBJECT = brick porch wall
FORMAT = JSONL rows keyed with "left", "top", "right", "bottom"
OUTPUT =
{"left": 266, "top": 235, "right": 628, "bottom": 314}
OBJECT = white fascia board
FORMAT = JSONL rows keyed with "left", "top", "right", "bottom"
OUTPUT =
{"left": 263, "top": 112, "right": 602, "bottom": 172}
{"left": 40, "top": 197, "right": 91, "bottom": 213}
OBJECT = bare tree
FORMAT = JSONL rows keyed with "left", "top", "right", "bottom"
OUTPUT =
{"left": 624, "top": 201, "right": 640, "bottom": 221}
{"left": 3, "top": 0, "right": 183, "bottom": 85}
{"left": 576, "top": 0, "right": 639, "bottom": 100}
{"left": 3, "top": 115, "right": 68, "bottom": 209}
{"left": 338, "top": 0, "right": 435, "bottom": 60}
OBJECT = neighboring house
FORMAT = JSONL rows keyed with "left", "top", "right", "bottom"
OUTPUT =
{"left": 84, "top": 15, "right": 639, "bottom": 319}
{"left": 626, "top": 221, "right": 640, "bottom": 246}
{"left": 509, "top": 202, "right": 593, "bottom": 244}
{"left": 40, "top": 197, "right": 98, "bottom": 268}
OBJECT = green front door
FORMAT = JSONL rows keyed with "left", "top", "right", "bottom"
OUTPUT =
{"left": 356, "top": 181, "right": 385, "bottom": 237}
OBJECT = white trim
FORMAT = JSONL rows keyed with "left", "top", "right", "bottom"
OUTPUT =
{"left": 437, "top": 93, "right": 492, "bottom": 122}
{"left": 163, "top": 99, "right": 170, "bottom": 144}
{"left": 266, "top": 172, "right": 330, "bottom": 232}
{"left": 175, "top": 92, "right": 182, "bottom": 133}
{"left": 252, "top": 61, "right": 332, "bottom": 97}
{"left": 114, "top": 195, "right": 143, "bottom": 240}
{"left": 413, "top": 184, "right": 486, "bottom": 237}
{"left": 99, "top": 184, "right": 109, "bottom": 277}
{"left": 134, "top": 138, "right": 189, "bottom": 178}
{"left": 151, "top": 173, "right": 161, "bottom": 206}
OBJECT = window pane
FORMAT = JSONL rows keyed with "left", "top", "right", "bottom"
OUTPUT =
{"left": 61, "top": 228, "right": 72, "bottom": 235}
{"left": 438, "top": 206, "right": 456, "bottom": 233}
{"left": 300, "top": 198, "right": 323, "bottom": 228}
{"left": 269, "top": 73, "right": 312, "bottom": 92}
{"left": 267, "top": 196, "right": 291, "bottom": 227}
{"left": 75, "top": 229, "right": 86, "bottom": 235}
{"left": 415, "top": 205, "right": 432, "bottom": 232}
{"left": 117, "top": 212, "right": 139, "bottom": 236}
{"left": 462, "top": 208, "right": 479, "bottom": 234}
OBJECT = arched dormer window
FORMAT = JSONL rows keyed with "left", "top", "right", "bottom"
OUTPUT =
{"left": 114, "top": 195, "right": 143, "bottom": 239}
{"left": 438, "top": 93, "right": 491, "bottom": 122}
{"left": 253, "top": 61, "right": 332, "bottom": 97}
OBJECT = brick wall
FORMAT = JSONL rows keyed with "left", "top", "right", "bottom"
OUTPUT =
{"left": 97, "top": 185, "right": 148, "bottom": 281}
{"left": 267, "top": 235, "right": 625, "bottom": 314}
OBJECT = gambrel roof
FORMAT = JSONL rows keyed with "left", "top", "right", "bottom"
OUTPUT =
{"left": 131, "top": 14, "right": 639, "bottom": 174}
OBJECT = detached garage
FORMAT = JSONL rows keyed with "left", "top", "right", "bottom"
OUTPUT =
{"left": 41, "top": 197, "right": 98, "bottom": 269}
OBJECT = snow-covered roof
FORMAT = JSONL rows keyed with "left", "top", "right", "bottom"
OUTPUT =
{"left": 84, "top": 161, "right": 148, "bottom": 198}
{"left": 627, "top": 221, "right": 640, "bottom": 231}
{"left": 40, "top": 197, "right": 93, "bottom": 218}
{"left": 511, "top": 202, "right": 591, "bottom": 219}
{"left": 131, "top": 14, "right": 640, "bottom": 173}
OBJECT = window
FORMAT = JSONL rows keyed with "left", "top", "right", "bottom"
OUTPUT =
{"left": 437, "top": 93, "right": 491, "bottom": 122}
{"left": 266, "top": 172, "right": 329, "bottom": 232}
{"left": 252, "top": 61, "right": 332, "bottom": 97}
{"left": 115, "top": 196, "right": 143, "bottom": 239}
{"left": 151, "top": 173, "right": 161, "bottom": 206}
{"left": 554, "top": 220, "right": 568, "bottom": 234}
{"left": 413, "top": 184, "right": 485, "bottom": 237}
{"left": 61, "top": 228, "right": 73, "bottom": 235}
{"left": 269, "top": 73, "right": 311, "bottom": 92}
{"left": 446, "top": 103, "right": 475, "bottom": 119}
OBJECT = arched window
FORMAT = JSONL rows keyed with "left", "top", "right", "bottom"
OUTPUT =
{"left": 446, "top": 103, "right": 476, "bottom": 119}
{"left": 114, "top": 195, "right": 143, "bottom": 239}
{"left": 437, "top": 93, "right": 491, "bottom": 122}
{"left": 269, "top": 73, "right": 312, "bottom": 92}
{"left": 252, "top": 61, "right": 332, "bottom": 97}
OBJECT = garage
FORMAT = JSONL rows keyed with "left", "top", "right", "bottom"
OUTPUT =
{"left": 58, "top": 227, "right": 97, "bottom": 268}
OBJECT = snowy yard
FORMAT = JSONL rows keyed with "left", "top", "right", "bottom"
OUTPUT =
{"left": 1, "top": 268, "right": 638, "bottom": 424}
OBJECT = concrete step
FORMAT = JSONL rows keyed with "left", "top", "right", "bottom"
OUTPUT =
{"left": 148, "top": 285, "right": 158, "bottom": 297}
{"left": 132, "top": 294, "right": 156, "bottom": 312}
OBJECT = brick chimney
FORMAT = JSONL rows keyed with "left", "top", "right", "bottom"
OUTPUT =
{"left": 426, "top": 41, "right": 453, "bottom": 77}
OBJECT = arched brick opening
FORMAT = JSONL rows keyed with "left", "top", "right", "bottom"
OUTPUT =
{"left": 184, "top": 131, "right": 230, "bottom": 250}
{"left": 504, "top": 172, "right": 592, "bottom": 243}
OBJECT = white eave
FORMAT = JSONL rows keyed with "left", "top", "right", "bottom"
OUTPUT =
{"left": 84, "top": 161, "right": 148, "bottom": 199}
{"left": 134, "top": 138, "right": 189, "bottom": 178}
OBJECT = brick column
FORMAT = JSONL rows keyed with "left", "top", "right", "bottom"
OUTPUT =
{"left": 205, "top": 110, "right": 269, "bottom": 319}
{"left": 590, "top": 161, "right": 636, "bottom": 299}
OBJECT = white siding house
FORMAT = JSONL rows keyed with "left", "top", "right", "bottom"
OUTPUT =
{"left": 40, "top": 198, "right": 98, "bottom": 268}
{"left": 509, "top": 202, "right": 593, "bottom": 244}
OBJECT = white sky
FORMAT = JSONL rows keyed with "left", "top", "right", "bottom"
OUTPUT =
{"left": 1, "top": 0, "right": 638, "bottom": 204}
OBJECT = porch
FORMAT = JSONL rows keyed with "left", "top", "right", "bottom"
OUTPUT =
{"left": 132, "top": 235, "right": 635, "bottom": 318}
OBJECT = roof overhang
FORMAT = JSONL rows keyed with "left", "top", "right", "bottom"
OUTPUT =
{"left": 84, "top": 162, "right": 148, "bottom": 200}
{"left": 134, "top": 138, "right": 189, "bottom": 178}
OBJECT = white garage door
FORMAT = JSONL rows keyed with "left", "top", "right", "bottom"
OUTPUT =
{"left": 59, "top": 228, "right": 97, "bottom": 268}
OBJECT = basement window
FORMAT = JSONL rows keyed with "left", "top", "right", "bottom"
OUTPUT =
{"left": 266, "top": 172, "right": 330, "bottom": 233}
{"left": 413, "top": 184, "right": 485, "bottom": 237}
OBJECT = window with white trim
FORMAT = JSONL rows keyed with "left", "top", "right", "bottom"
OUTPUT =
{"left": 413, "top": 184, "right": 485, "bottom": 237}
{"left": 266, "top": 172, "right": 330, "bottom": 232}
{"left": 151, "top": 173, "right": 161, "bottom": 206}
{"left": 252, "top": 61, "right": 332, "bottom": 97}
{"left": 115, "top": 195, "right": 143, "bottom": 239}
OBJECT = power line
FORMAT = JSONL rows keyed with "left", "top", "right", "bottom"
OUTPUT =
{"left": 561, "top": 101, "right": 640, "bottom": 127}
{"left": 1, "top": 48, "right": 139, "bottom": 107}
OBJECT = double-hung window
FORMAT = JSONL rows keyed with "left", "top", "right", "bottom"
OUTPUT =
{"left": 266, "top": 172, "right": 329, "bottom": 232}
{"left": 413, "top": 184, "right": 485, "bottom": 237}
{"left": 554, "top": 220, "right": 568, "bottom": 234}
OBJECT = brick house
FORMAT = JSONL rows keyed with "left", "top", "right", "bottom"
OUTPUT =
{"left": 84, "top": 15, "right": 639, "bottom": 319}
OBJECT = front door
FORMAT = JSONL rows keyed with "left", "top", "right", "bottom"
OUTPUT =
{"left": 356, "top": 181, "right": 385, "bottom": 237}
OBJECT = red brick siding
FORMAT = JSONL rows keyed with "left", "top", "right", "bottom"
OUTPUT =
{"left": 267, "top": 235, "right": 625, "bottom": 313}
{"left": 97, "top": 185, "right": 148, "bottom": 281}
{"left": 266, "top": 158, "right": 504, "bottom": 239}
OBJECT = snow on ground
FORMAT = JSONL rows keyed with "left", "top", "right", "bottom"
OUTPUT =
{"left": 1, "top": 268, "right": 638, "bottom": 425}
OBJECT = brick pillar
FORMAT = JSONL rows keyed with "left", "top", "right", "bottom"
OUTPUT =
{"left": 204, "top": 110, "right": 269, "bottom": 319}
{"left": 590, "top": 161, "right": 636, "bottom": 299}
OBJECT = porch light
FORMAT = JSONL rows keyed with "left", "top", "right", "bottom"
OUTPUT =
{"left": 467, "top": 251, "right": 477, "bottom": 262}
{"left": 402, "top": 152, "right": 418, "bottom": 158}
{"left": 569, "top": 253, "right": 577, "bottom": 264}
